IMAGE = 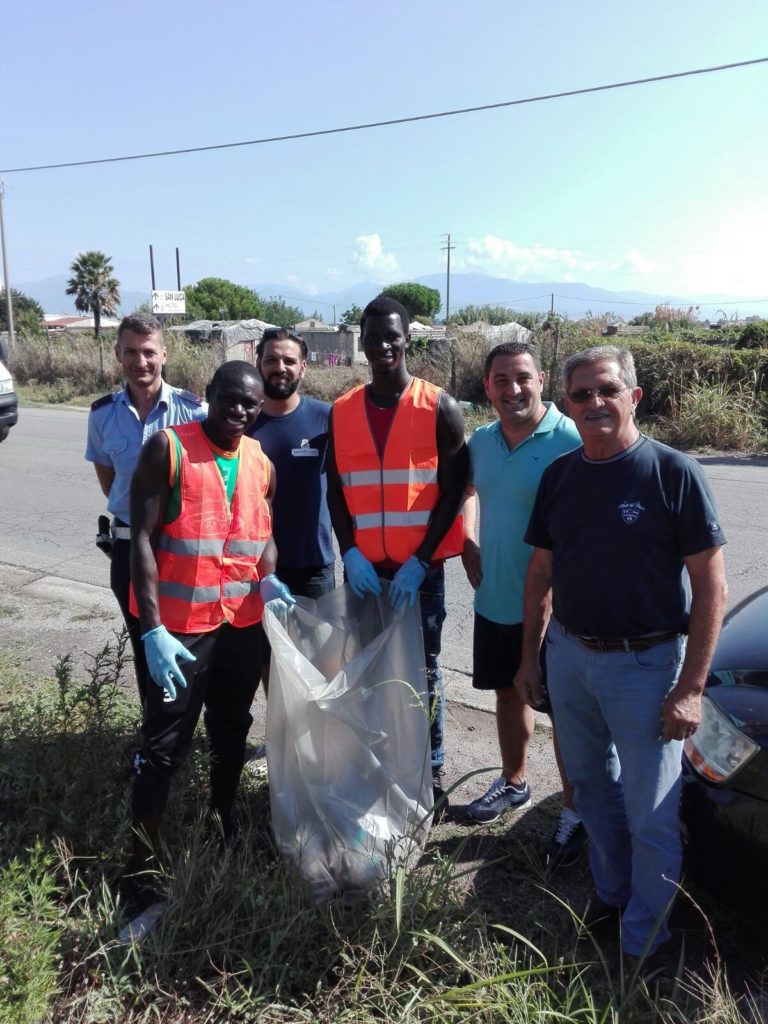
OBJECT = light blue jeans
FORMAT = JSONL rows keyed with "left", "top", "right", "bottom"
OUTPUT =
{"left": 545, "top": 617, "right": 687, "bottom": 956}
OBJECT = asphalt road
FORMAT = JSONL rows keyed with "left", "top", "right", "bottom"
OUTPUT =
{"left": 2, "top": 406, "right": 768, "bottom": 697}
{"left": 1, "top": 406, "right": 767, "bottom": 807}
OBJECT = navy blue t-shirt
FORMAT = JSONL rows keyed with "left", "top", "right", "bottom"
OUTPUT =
{"left": 248, "top": 396, "right": 335, "bottom": 569}
{"left": 525, "top": 435, "right": 726, "bottom": 637}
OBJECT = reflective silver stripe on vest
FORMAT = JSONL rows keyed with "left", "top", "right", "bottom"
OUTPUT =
{"left": 354, "top": 510, "right": 432, "bottom": 530}
{"left": 340, "top": 468, "right": 437, "bottom": 486}
{"left": 158, "top": 580, "right": 221, "bottom": 603}
{"left": 223, "top": 579, "right": 262, "bottom": 598}
{"left": 226, "top": 539, "right": 268, "bottom": 557}
{"left": 157, "top": 536, "right": 225, "bottom": 557}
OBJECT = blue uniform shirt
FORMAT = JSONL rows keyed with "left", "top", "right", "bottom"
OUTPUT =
{"left": 247, "top": 395, "right": 334, "bottom": 569}
{"left": 85, "top": 380, "right": 207, "bottom": 523}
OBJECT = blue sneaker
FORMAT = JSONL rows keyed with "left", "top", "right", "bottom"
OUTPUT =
{"left": 465, "top": 776, "right": 531, "bottom": 823}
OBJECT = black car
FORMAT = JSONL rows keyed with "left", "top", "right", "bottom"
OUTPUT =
{"left": 681, "top": 586, "right": 768, "bottom": 906}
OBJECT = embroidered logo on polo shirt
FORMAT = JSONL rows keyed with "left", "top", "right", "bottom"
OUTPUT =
{"left": 291, "top": 437, "right": 319, "bottom": 457}
{"left": 619, "top": 500, "right": 645, "bottom": 524}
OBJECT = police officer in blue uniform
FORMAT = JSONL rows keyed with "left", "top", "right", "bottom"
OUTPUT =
{"left": 85, "top": 313, "right": 206, "bottom": 703}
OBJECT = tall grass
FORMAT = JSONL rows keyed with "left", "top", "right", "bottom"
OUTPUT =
{"left": 647, "top": 378, "right": 768, "bottom": 452}
{"left": 0, "top": 643, "right": 762, "bottom": 1022}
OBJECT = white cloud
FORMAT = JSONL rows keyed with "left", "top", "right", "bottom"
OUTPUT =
{"left": 325, "top": 267, "right": 343, "bottom": 279}
{"left": 462, "top": 235, "right": 600, "bottom": 279}
{"left": 244, "top": 256, "right": 261, "bottom": 265}
{"left": 618, "top": 248, "right": 660, "bottom": 275}
{"left": 352, "top": 234, "right": 399, "bottom": 278}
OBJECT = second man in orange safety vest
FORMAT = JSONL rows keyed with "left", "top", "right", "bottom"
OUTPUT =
{"left": 327, "top": 295, "right": 468, "bottom": 815}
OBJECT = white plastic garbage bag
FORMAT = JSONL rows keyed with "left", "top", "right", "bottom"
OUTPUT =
{"left": 262, "top": 583, "right": 433, "bottom": 900}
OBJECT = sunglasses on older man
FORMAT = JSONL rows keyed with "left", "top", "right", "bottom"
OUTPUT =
{"left": 567, "top": 385, "right": 632, "bottom": 404}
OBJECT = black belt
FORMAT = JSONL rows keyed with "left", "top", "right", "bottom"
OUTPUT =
{"left": 570, "top": 630, "right": 679, "bottom": 653}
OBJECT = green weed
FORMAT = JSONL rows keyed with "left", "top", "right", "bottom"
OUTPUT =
{"left": 0, "top": 643, "right": 763, "bottom": 1022}
{"left": 0, "top": 844, "right": 65, "bottom": 1024}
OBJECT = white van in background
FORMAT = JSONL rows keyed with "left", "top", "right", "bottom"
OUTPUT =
{"left": 0, "top": 360, "right": 18, "bottom": 442}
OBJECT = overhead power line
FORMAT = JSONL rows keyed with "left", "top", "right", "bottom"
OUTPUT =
{"left": 1, "top": 58, "right": 765, "bottom": 175}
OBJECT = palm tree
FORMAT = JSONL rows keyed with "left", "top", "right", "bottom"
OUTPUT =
{"left": 66, "top": 251, "right": 121, "bottom": 378}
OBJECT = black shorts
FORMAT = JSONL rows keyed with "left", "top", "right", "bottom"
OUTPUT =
{"left": 472, "top": 612, "right": 551, "bottom": 713}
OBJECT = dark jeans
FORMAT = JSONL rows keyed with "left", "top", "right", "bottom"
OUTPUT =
{"left": 377, "top": 563, "right": 447, "bottom": 774}
{"left": 259, "top": 563, "right": 336, "bottom": 668}
{"left": 132, "top": 620, "right": 263, "bottom": 824}
{"left": 276, "top": 562, "right": 336, "bottom": 600}
{"left": 110, "top": 537, "right": 149, "bottom": 706}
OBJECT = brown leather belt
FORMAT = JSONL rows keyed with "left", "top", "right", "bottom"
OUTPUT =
{"left": 571, "top": 630, "right": 680, "bottom": 653}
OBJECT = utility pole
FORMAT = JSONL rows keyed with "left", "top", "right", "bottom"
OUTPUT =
{"left": 0, "top": 180, "right": 15, "bottom": 353}
{"left": 442, "top": 233, "right": 456, "bottom": 393}
{"left": 441, "top": 233, "right": 455, "bottom": 326}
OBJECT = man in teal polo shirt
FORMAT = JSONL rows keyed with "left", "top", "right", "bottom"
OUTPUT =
{"left": 461, "top": 341, "right": 584, "bottom": 868}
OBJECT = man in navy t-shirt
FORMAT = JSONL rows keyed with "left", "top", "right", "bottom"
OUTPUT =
{"left": 248, "top": 327, "right": 335, "bottom": 598}
{"left": 514, "top": 345, "right": 728, "bottom": 962}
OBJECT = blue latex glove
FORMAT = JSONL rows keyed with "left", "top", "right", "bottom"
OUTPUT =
{"left": 142, "top": 625, "right": 196, "bottom": 701}
{"left": 342, "top": 547, "right": 382, "bottom": 598}
{"left": 389, "top": 555, "right": 428, "bottom": 612}
{"left": 260, "top": 574, "right": 296, "bottom": 611}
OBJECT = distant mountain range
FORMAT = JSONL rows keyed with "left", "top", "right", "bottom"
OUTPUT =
{"left": 15, "top": 272, "right": 759, "bottom": 322}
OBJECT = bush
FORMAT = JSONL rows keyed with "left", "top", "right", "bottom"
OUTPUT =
{"left": 626, "top": 339, "right": 768, "bottom": 420}
{"left": 646, "top": 379, "right": 768, "bottom": 452}
{"left": 736, "top": 320, "right": 768, "bottom": 350}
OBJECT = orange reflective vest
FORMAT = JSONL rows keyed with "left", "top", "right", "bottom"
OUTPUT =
{"left": 333, "top": 377, "right": 463, "bottom": 564}
{"left": 134, "top": 421, "right": 272, "bottom": 634}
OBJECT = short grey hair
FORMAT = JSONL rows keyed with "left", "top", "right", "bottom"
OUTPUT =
{"left": 561, "top": 345, "right": 637, "bottom": 392}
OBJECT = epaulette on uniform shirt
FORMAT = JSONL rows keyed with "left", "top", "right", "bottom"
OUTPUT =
{"left": 90, "top": 393, "right": 115, "bottom": 411}
{"left": 178, "top": 390, "right": 204, "bottom": 405}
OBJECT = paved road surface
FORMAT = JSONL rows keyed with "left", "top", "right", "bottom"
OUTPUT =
{"left": 1, "top": 406, "right": 767, "bottom": 806}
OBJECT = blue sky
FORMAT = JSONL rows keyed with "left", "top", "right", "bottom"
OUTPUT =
{"left": 2, "top": 0, "right": 766, "bottom": 313}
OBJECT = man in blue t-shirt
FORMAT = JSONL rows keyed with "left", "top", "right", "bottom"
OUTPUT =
{"left": 515, "top": 345, "right": 728, "bottom": 961}
{"left": 461, "top": 342, "right": 585, "bottom": 869}
{"left": 247, "top": 327, "right": 335, "bottom": 688}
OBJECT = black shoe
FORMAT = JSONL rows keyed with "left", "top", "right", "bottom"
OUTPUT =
{"left": 117, "top": 873, "right": 164, "bottom": 917}
{"left": 623, "top": 946, "right": 671, "bottom": 981}
{"left": 581, "top": 897, "right": 625, "bottom": 933}
{"left": 543, "top": 812, "right": 587, "bottom": 870}
{"left": 432, "top": 771, "right": 449, "bottom": 823}
{"left": 204, "top": 809, "right": 241, "bottom": 850}
{"left": 116, "top": 872, "right": 166, "bottom": 944}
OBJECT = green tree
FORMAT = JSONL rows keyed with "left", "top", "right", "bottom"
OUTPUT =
{"left": 261, "top": 296, "right": 305, "bottom": 327}
{"left": 0, "top": 288, "right": 44, "bottom": 337}
{"left": 381, "top": 282, "right": 441, "bottom": 321}
{"left": 184, "top": 278, "right": 264, "bottom": 321}
{"left": 340, "top": 304, "right": 363, "bottom": 325}
{"left": 66, "top": 251, "right": 121, "bottom": 378}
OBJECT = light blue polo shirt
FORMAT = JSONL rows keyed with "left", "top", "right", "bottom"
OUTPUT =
{"left": 468, "top": 402, "right": 581, "bottom": 625}
{"left": 85, "top": 380, "right": 207, "bottom": 523}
